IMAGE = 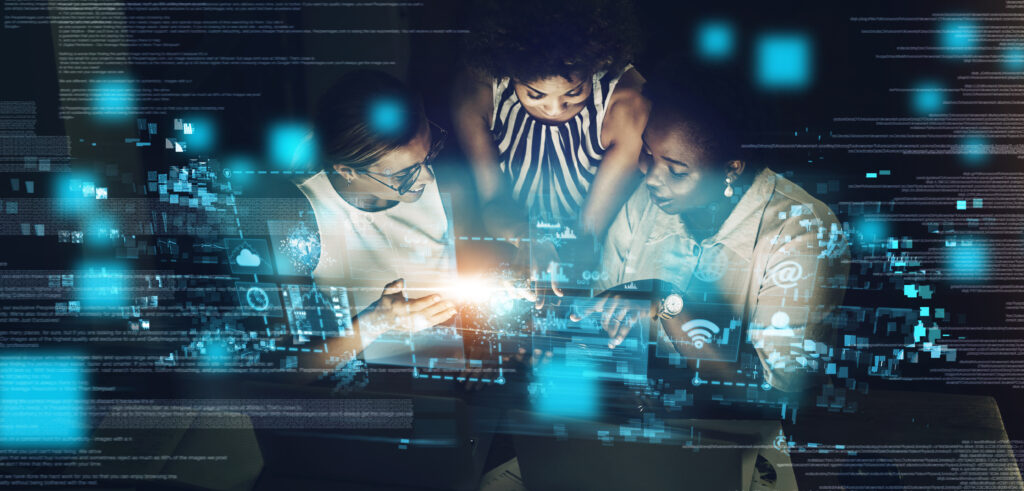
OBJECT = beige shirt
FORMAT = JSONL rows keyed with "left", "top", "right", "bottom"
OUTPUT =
{"left": 297, "top": 171, "right": 457, "bottom": 310}
{"left": 296, "top": 171, "right": 462, "bottom": 367}
{"left": 599, "top": 168, "right": 850, "bottom": 391}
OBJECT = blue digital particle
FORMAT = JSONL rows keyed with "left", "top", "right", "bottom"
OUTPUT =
{"left": 910, "top": 81, "right": 944, "bottom": 115}
{"left": 182, "top": 116, "right": 216, "bottom": 152}
{"left": 532, "top": 361, "right": 598, "bottom": 419}
{"left": 76, "top": 262, "right": 128, "bottom": 309}
{"left": 755, "top": 33, "right": 813, "bottom": 90}
{"left": 696, "top": 20, "right": 735, "bottom": 61}
{"left": 0, "top": 356, "right": 86, "bottom": 448}
{"left": 944, "top": 240, "right": 989, "bottom": 281}
{"left": 961, "top": 136, "right": 987, "bottom": 164}
{"left": 1005, "top": 48, "right": 1024, "bottom": 70}
{"left": 940, "top": 20, "right": 977, "bottom": 51}
{"left": 268, "top": 122, "right": 316, "bottom": 170}
{"left": 92, "top": 79, "right": 136, "bottom": 120}
{"left": 368, "top": 97, "right": 407, "bottom": 136}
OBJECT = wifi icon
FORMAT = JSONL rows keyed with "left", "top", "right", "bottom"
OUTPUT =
{"left": 680, "top": 319, "right": 720, "bottom": 349}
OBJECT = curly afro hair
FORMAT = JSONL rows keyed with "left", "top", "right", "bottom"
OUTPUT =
{"left": 463, "top": 0, "right": 641, "bottom": 83}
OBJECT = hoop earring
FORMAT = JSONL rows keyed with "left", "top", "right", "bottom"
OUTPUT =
{"left": 723, "top": 176, "right": 735, "bottom": 198}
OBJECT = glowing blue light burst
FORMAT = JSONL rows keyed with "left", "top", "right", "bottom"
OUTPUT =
{"left": 76, "top": 263, "right": 129, "bottom": 309}
{"left": 944, "top": 240, "right": 989, "bottom": 281}
{"left": 854, "top": 217, "right": 890, "bottom": 245}
{"left": 911, "top": 81, "right": 945, "bottom": 115}
{"left": 368, "top": 97, "right": 407, "bottom": 136}
{"left": 1005, "top": 48, "right": 1024, "bottom": 70}
{"left": 755, "top": 33, "right": 813, "bottom": 90}
{"left": 92, "top": 79, "right": 136, "bottom": 120}
{"left": 696, "top": 20, "right": 735, "bottom": 61}
{"left": 183, "top": 116, "right": 216, "bottom": 152}
{"left": 940, "top": 20, "right": 977, "bottom": 52}
{"left": 223, "top": 155, "right": 258, "bottom": 184}
{"left": 961, "top": 136, "right": 988, "bottom": 164}
{"left": 85, "top": 216, "right": 117, "bottom": 239}
{"left": 200, "top": 340, "right": 230, "bottom": 368}
{"left": 53, "top": 172, "right": 99, "bottom": 214}
{"left": 267, "top": 122, "right": 316, "bottom": 170}
{"left": 0, "top": 356, "right": 86, "bottom": 448}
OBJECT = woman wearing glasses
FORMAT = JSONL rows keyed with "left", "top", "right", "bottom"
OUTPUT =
{"left": 297, "top": 70, "right": 458, "bottom": 356}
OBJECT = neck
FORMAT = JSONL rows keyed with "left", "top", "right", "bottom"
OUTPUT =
{"left": 326, "top": 172, "right": 398, "bottom": 212}
{"left": 678, "top": 169, "right": 755, "bottom": 241}
{"left": 679, "top": 195, "right": 736, "bottom": 242}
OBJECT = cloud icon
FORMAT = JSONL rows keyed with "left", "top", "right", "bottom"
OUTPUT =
{"left": 234, "top": 248, "right": 261, "bottom": 268}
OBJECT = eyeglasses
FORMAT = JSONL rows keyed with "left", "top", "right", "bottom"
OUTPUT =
{"left": 355, "top": 121, "right": 447, "bottom": 195}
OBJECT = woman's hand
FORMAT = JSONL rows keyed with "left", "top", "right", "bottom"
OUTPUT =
{"left": 356, "top": 278, "right": 457, "bottom": 341}
{"left": 572, "top": 292, "right": 653, "bottom": 349}
{"left": 504, "top": 239, "right": 564, "bottom": 308}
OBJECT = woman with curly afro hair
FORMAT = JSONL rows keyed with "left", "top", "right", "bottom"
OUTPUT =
{"left": 452, "top": 0, "right": 649, "bottom": 293}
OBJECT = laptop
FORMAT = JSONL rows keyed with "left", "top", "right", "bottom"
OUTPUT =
{"left": 248, "top": 381, "right": 495, "bottom": 490}
{"left": 510, "top": 410, "right": 786, "bottom": 491}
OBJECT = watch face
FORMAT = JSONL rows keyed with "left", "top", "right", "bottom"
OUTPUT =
{"left": 664, "top": 294, "right": 683, "bottom": 315}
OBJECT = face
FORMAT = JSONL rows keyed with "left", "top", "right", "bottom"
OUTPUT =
{"left": 334, "top": 118, "right": 435, "bottom": 204}
{"left": 513, "top": 74, "right": 592, "bottom": 124}
{"left": 640, "top": 116, "right": 726, "bottom": 215}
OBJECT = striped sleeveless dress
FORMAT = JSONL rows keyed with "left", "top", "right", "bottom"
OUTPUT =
{"left": 490, "top": 66, "right": 631, "bottom": 219}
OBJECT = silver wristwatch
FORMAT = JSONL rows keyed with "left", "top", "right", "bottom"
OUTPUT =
{"left": 657, "top": 293, "right": 684, "bottom": 320}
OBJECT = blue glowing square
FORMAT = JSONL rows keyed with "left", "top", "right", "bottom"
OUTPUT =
{"left": 945, "top": 241, "right": 989, "bottom": 281}
{"left": 93, "top": 79, "right": 135, "bottom": 120}
{"left": 368, "top": 97, "right": 407, "bottom": 136}
{"left": 755, "top": 33, "right": 812, "bottom": 90}
{"left": 182, "top": 116, "right": 216, "bottom": 152}
{"left": 0, "top": 357, "right": 85, "bottom": 447}
{"left": 533, "top": 362, "right": 598, "bottom": 418}
{"left": 268, "top": 122, "right": 316, "bottom": 170}
{"left": 696, "top": 20, "right": 735, "bottom": 60}
{"left": 77, "top": 263, "right": 128, "bottom": 309}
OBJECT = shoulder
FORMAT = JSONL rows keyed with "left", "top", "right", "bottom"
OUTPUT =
{"left": 767, "top": 171, "right": 840, "bottom": 228}
{"left": 758, "top": 170, "right": 848, "bottom": 260}
{"left": 601, "top": 69, "right": 649, "bottom": 144}
{"left": 452, "top": 67, "right": 494, "bottom": 116}
{"left": 604, "top": 68, "right": 649, "bottom": 126}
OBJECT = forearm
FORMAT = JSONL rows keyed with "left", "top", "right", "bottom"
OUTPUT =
{"left": 579, "top": 160, "right": 640, "bottom": 239}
